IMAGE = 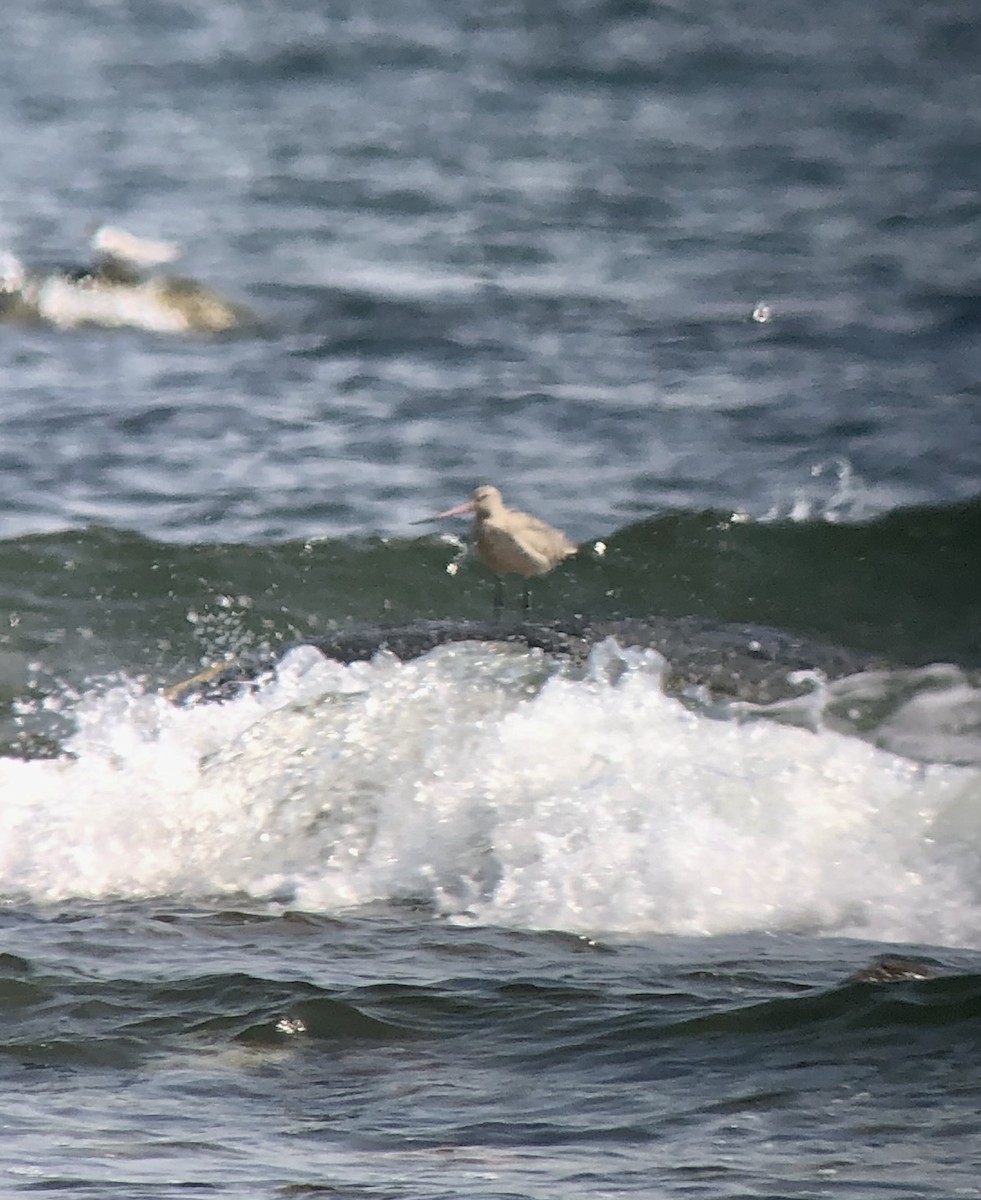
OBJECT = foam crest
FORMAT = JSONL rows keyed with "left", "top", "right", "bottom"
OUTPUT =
{"left": 34, "top": 277, "right": 191, "bottom": 333}
{"left": 1, "top": 642, "right": 978, "bottom": 947}
{"left": 462, "top": 658, "right": 974, "bottom": 942}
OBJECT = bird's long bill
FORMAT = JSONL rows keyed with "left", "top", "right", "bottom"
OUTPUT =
{"left": 409, "top": 499, "right": 475, "bottom": 525}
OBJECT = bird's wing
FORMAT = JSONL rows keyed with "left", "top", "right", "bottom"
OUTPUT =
{"left": 510, "top": 512, "right": 577, "bottom": 557}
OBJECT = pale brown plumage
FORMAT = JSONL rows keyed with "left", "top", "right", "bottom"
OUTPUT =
{"left": 414, "top": 484, "right": 577, "bottom": 614}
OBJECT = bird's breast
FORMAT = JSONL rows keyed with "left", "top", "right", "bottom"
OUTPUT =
{"left": 475, "top": 522, "right": 552, "bottom": 578}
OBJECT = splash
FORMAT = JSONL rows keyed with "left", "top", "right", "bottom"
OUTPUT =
{"left": 760, "top": 457, "right": 878, "bottom": 524}
{"left": 0, "top": 641, "right": 978, "bottom": 947}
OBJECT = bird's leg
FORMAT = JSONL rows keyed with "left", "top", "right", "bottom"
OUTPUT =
{"left": 521, "top": 581, "right": 531, "bottom": 616}
{"left": 493, "top": 576, "right": 504, "bottom": 621}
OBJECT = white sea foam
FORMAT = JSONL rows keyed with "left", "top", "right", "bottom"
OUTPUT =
{"left": 1, "top": 641, "right": 978, "bottom": 947}
{"left": 32, "top": 276, "right": 191, "bottom": 333}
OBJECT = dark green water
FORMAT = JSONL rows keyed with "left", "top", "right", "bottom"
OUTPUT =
{"left": 1, "top": 496, "right": 977, "bottom": 699}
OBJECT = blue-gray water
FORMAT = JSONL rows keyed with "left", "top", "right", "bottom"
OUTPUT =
{"left": 0, "top": 1, "right": 980, "bottom": 1196}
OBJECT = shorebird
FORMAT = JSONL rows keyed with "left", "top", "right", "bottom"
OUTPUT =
{"left": 91, "top": 225, "right": 181, "bottom": 269}
{"left": 89, "top": 225, "right": 182, "bottom": 284}
{"left": 414, "top": 484, "right": 577, "bottom": 614}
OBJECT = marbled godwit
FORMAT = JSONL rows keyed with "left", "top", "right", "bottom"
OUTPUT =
{"left": 414, "top": 484, "right": 577, "bottom": 614}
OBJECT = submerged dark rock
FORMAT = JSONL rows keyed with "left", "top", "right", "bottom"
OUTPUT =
{"left": 0, "top": 269, "right": 251, "bottom": 333}
{"left": 163, "top": 614, "right": 887, "bottom": 706}
{"left": 845, "top": 956, "right": 942, "bottom": 984}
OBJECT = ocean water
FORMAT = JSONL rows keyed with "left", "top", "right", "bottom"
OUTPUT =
{"left": 0, "top": 0, "right": 980, "bottom": 1196}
